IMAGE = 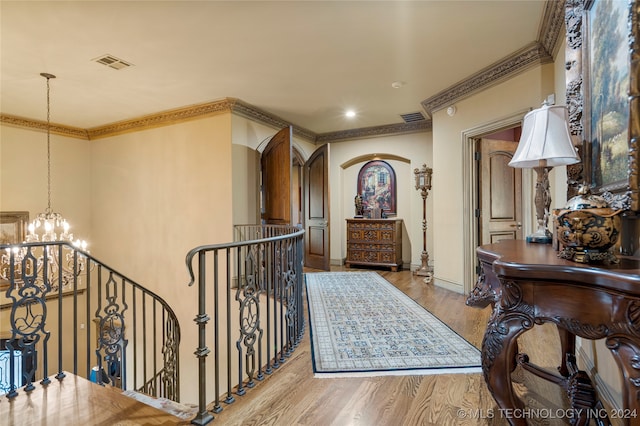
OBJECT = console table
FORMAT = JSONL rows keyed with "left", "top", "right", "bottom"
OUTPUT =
{"left": 467, "top": 240, "right": 640, "bottom": 426}
{"left": 345, "top": 219, "right": 402, "bottom": 271}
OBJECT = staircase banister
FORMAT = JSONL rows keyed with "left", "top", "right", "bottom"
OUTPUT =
{"left": 0, "top": 239, "right": 182, "bottom": 403}
{"left": 185, "top": 225, "right": 304, "bottom": 287}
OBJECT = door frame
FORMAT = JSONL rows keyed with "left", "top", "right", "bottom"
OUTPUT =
{"left": 292, "top": 146, "right": 305, "bottom": 227}
{"left": 462, "top": 109, "right": 532, "bottom": 294}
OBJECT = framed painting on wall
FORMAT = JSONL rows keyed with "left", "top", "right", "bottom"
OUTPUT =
{"left": 0, "top": 211, "right": 28, "bottom": 245}
{"left": 569, "top": 0, "right": 639, "bottom": 211}
{"left": 357, "top": 160, "right": 396, "bottom": 216}
{"left": 0, "top": 211, "right": 29, "bottom": 288}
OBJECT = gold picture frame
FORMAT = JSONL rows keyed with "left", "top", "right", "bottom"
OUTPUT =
{"left": 565, "top": 0, "right": 640, "bottom": 211}
{"left": 0, "top": 211, "right": 29, "bottom": 245}
{"left": 0, "top": 211, "right": 29, "bottom": 289}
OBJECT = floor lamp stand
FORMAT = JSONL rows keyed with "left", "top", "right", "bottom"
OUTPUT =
{"left": 414, "top": 165, "right": 433, "bottom": 284}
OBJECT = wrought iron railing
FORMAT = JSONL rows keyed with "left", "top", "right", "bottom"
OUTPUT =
{"left": 0, "top": 241, "right": 180, "bottom": 401}
{"left": 186, "top": 224, "right": 305, "bottom": 425}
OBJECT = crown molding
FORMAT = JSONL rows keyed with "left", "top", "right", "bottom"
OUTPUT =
{"left": 421, "top": 41, "right": 553, "bottom": 118}
{"left": 86, "top": 99, "right": 235, "bottom": 140}
{"left": 420, "top": 0, "right": 562, "bottom": 118}
{"left": 0, "top": 99, "right": 431, "bottom": 143}
{"left": 539, "top": 0, "right": 567, "bottom": 58}
{"left": 229, "top": 97, "right": 432, "bottom": 143}
{"left": 0, "top": 113, "right": 89, "bottom": 139}
{"left": 316, "top": 120, "right": 432, "bottom": 144}
{"left": 226, "top": 98, "right": 317, "bottom": 142}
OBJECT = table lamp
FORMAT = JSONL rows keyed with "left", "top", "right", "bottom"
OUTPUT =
{"left": 508, "top": 102, "right": 580, "bottom": 243}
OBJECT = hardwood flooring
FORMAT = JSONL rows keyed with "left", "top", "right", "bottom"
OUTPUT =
{"left": 0, "top": 371, "right": 188, "bottom": 426}
{"left": 209, "top": 266, "right": 574, "bottom": 426}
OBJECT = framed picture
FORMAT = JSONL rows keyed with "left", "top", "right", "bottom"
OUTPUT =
{"left": 0, "top": 211, "right": 29, "bottom": 245}
{"left": 566, "top": 0, "right": 639, "bottom": 211}
{"left": 357, "top": 160, "right": 396, "bottom": 216}
{"left": 0, "top": 211, "right": 28, "bottom": 288}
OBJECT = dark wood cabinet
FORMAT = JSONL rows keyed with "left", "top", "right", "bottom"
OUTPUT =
{"left": 345, "top": 219, "right": 402, "bottom": 271}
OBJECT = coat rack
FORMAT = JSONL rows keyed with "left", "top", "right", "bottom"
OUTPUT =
{"left": 414, "top": 164, "right": 433, "bottom": 283}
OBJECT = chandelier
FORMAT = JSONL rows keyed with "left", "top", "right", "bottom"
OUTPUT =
{"left": 0, "top": 73, "right": 87, "bottom": 290}
{"left": 25, "top": 73, "right": 86, "bottom": 250}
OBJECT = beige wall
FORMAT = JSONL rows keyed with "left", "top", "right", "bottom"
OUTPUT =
{"left": 431, "top": 63, "right": 557, "bottom": 293}
{"left": 89, "top": 114, "right": 234, "bottom": 403}
{"left": 0, "top": 125, "right": 91, "bottom": 238}
{"left": 231, "top": 117, "right": 261, "bottom": 226}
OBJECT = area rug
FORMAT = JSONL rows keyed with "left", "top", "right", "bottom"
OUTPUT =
{"left": 305, "top": 271, "right": 481, "bottom": 377}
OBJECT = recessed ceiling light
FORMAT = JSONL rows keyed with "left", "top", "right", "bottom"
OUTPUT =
{"left": 391, "top": 81, "right": 406, "bottom": 89}
{"left": 345, "top": 110, "right": 356, "bottom": 118}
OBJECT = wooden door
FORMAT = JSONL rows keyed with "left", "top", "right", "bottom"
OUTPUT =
{"left": 261, "top": 127, "right": 292, "bottom": 225}
{"left": 479, "top": 138, "right": 522, "bottom": 244}
{"left": 304, "top": 144, "right": 330, "bottom": 270}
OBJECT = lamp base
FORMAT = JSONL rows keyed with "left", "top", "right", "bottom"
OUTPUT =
{"left": 414, "top": 251, "right": 433, "bottom": 284}
{"left": 526, "top": 235, "right": 552, "bottom": 244}
{"left": 414, "top": 267, "right": 433, "bottom": 277}
{"left": 526, "top": 229, "right": 552, "bottom": 244}
{"left": 415, "top": 268, "right": 433, "bottom": 284}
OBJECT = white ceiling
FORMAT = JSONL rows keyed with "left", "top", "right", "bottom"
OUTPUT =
{"left": 0, "top": 0, "right": 549, "bottom": 136}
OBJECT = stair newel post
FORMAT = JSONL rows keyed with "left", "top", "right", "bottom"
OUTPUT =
{"left": 192, "top": 250, "right": 214, "bottom": 425}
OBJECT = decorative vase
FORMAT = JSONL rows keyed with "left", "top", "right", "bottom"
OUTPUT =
{"left": 554, "top": 186, "right": 622, "bottom": 264}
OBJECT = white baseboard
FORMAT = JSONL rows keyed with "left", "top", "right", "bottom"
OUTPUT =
{"left": 576, "top": 346, "right": 624, "bottom": 426}
{"left": 432, "top": 276, "right": 463, "bottom": 294}
{"left": 332, "top": 258, "right": 411, "bottom": 270}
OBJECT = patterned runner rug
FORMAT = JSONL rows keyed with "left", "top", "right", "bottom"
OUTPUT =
{"left": 305, "top": 271, "right": 481, "bottom": 377}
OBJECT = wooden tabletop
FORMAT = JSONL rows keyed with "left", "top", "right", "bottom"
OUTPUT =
{"left": 0, "top": 372, "right": 190, "bottom": 425}
{"left": 478, "top": 240, "right": 640, "bottom": 294}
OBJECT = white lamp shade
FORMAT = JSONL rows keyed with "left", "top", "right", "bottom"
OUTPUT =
{"left": 509, "top": 104, "right": 580, "bottom": 168}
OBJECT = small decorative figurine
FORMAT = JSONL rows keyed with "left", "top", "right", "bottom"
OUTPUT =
{"left": 354, "top": 194, "right": 364, "bottom": 217}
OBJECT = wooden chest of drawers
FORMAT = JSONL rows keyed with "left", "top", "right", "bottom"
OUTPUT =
{"left": 345, "top": 219, "right": 403, "bottom": 271}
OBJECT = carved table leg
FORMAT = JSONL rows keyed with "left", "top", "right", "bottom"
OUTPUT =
{"left": 557, "top": 327, "right": 576, "bottom": 377}
{"left": 605, "top": 335, "right": 640, "bottom": 424}
{"left": 466, "top": 261, "right": 498, "bottom": 309}
{"left": 482, "top": 307, "right": 534, "bottom": 426}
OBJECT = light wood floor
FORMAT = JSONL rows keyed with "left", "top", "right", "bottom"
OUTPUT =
{"left": 209, "top": 266, "right": 572, "bottom": 426}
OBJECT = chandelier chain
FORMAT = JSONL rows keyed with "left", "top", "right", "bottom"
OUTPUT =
{"left": 45, "top": 74, "right": 52, "bottom": 214}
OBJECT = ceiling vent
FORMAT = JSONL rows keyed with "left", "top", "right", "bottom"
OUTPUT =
{"left": 400, "top": 111, "right": 426, "bottom": 123}
{"left": 93, "top": 54, "right": 133, "bottom": 70}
